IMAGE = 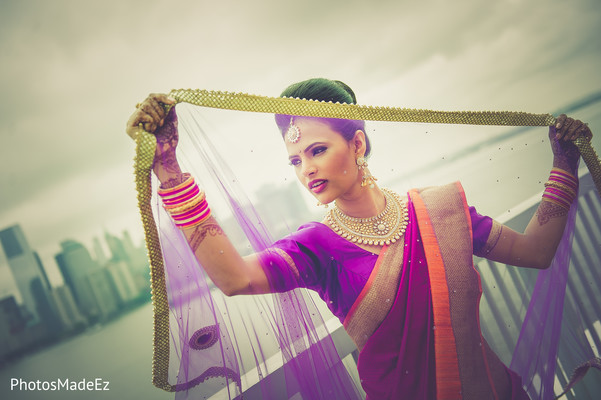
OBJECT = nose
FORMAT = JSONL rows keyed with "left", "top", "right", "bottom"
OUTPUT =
{"left": 301, "top": 161, "right": 317, "bottom": 177}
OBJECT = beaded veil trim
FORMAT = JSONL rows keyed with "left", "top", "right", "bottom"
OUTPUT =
{"left": 134, "top": 89, "right": 601, "bottom": 393}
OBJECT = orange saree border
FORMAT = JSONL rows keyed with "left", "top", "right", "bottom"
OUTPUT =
{"left": 409, "top": 187, "right": 463, "bottom": 400}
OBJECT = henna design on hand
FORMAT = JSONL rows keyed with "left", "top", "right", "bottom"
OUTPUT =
{"left": 550, "top": 133, "right": 580, "bottom": 174}
{"left": 549, "top": 115, "right": 593, "bottom": 175}
{"left": 536, "top": 201, "right": 568, "bottom": 226}
{"left": 160, "top": 176, "right": 187, "bottom": 189}
{"left": 189, "top": 220, "right": 224, "bottom": 251}
{"left": 152, "top": 108, "right": 179, "bottom": 171}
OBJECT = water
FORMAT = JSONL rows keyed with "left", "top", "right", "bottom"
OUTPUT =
{"left": 0, "top": 303, "right": 172, "bottom": 400}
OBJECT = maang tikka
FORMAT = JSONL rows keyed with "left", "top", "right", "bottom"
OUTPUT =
{"left": 286, "top": 117, "right": 301, "bottom": 143}
{"left": 357, "top": 156, "right": 377, "bottom": 188}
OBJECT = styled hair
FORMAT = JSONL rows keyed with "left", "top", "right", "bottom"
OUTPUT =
{"left": 275, "top": 78, "right": 371, "bottom": 157}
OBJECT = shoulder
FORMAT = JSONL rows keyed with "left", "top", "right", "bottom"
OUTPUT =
{"left": 286, "top": 221, "right": 331, "bottom": 241}
{"left": 273, "top": 221, "right": 336, "bottom": 252}
{"left": 409, "top": 181, "right": 464, "bottom": 198}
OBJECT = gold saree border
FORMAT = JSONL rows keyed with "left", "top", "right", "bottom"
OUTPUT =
{"left": 343, "top": 238, "right": 405, "bottom": 351}
{"left": 481, "top": 220, "right": 503, "bottom": 257}
{"left": 271, "top": 248, "right": 300, "bottom": 281}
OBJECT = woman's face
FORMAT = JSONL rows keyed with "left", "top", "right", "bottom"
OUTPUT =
{"left": 285, "top": 118, "right": 364, "bottom": 204}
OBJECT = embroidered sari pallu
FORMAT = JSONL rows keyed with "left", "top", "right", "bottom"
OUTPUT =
{"left": 260, "top": 182, "right": 529, "bottom": 399}
{"left": 349, "top": 183, "right": 529, "bottom": 399}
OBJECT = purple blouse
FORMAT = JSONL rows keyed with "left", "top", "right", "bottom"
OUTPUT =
{"left": 259, "top": 200, "right": 494, "bottom": 323}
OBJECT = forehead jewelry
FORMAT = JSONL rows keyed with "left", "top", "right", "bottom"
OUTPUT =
{"left": 286, "top": 117, "right": 301, "bottom": 143}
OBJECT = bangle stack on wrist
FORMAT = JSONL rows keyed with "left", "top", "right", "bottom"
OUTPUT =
{"left": 542, "top": 168, "right": 578, "bottom": 210}
{"left": 158, "top": 173, "right": 211, "bottom": 229}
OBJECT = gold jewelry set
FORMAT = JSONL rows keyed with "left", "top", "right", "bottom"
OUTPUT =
{"left": 326, "top": 188, "right": 409, "bottom": 246}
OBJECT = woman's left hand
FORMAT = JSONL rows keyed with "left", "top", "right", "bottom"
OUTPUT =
{"left": 554, "top": 114, "right": 592, "bottom": 142}
{"left": 550, "top": 114, "right": 593, "bottom": 174}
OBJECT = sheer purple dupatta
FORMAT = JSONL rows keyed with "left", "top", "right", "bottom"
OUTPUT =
{"left": 510, "top": 182, "right": 599, "bottom": 399}
{"left": 154, "top": 104, "right": 363, "bottom": 399}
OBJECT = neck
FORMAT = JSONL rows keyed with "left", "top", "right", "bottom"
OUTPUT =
{"left": 335, "top": 185, "right": 385, "bottom": 218}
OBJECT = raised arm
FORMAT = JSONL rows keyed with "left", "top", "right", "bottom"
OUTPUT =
{"left": 126, "top": 94, "right": 271, "bottom": 295}
{"left": 484, "top": 114, "right": 593, "bottom": 269}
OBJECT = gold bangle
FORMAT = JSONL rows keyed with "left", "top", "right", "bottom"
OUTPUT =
{"left": 543, "top": 181, "right": 576, "bottom": 198}
{"left": 157, "top": 173, "right": 194, "bottom": 195}
{"left": 164, "top": 193, "right": 206, "bottom": 214}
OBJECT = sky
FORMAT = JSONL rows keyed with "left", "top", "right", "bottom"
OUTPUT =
{"left": 1, "top": 0, "right": 600, "bottom": 297}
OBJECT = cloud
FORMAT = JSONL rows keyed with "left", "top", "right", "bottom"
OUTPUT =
{"left": 0, "top": 0, "right": 600, "bottom": 290}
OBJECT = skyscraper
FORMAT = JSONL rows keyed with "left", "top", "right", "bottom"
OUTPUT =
{"left": 93, "top": 236, "right": 108, "bottom": 266}
{"left": 49, "top": 285, "right": 87, "bottom": 331}
{"left": 104, "top": 230, "right": 150, "bottom": 294}
{"left": 54, "top": 239, "right": 101, "bottom": 321}
{"left": 0, "top": 224, "right": 50, "bottom": 325}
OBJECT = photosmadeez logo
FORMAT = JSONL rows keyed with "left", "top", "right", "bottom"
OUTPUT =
{"left": 10, "top": 377, "right": 110, "bottom": 391}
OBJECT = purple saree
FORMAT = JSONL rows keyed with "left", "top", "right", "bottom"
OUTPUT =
{"left": 259, "top": 183, "right": 530, "bottom": 399}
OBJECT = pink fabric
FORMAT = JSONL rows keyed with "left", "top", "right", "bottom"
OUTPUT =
{"left": 259, "top": 205, "right": 493, "bottom": 323}
{"left": 357, "top": 198, "right": 436, "bottom": 399}
{"left": 358, "top": 199, "right": 530, "bottom": 399}
{"left": 259, "top": 198, "right": 528, "bottom": 399}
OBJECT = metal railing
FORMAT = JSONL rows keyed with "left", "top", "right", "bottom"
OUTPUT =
{"left": 477, "top": 171, "right": 601, "bottom": 399}
{"left": 229, "top": 172, "right": 600, "bottom": 400}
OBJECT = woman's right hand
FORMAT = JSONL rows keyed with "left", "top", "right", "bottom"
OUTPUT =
{"left": 126, "top": 93, "right": 176, "bottom": 138}
{"left": 126, "top": 93, "right": 183, "bottom": 185}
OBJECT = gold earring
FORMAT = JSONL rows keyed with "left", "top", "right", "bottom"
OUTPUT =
{"left": 357, "top": 156, "right": 377, "bottom": 188}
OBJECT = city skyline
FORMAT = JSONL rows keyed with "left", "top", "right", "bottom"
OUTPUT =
{"left": 0, "top": 220, "right": 152, "bottom": 364}
{"left": 0, "top": 224, "right": 142, "bottom": 300}
{"left": 0, "top": 223, "right": 145, "bottom": 305}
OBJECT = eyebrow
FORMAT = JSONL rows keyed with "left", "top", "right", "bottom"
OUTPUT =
{"left": 288, "top": 142, "right": 328, "bottom": 160}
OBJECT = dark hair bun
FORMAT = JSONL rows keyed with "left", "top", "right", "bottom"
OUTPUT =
{"left": 276, "top": 78, "right": 371, "bottom": 156}
{"left": 279, "top": 78, "right": 356, "bottom": 104}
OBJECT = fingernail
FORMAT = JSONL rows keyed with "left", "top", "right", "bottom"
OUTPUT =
{"left": 555, "top": 123, "right": 561, "bottom": 129}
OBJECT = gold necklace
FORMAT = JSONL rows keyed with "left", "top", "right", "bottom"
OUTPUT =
{"left": 326, "top": 188, "right": 408, "bottom": 246}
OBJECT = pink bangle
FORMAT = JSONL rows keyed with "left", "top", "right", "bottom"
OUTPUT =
{"left": 544, "top": 187, "right": 572, "bottom": 205}
{"left": 170, "top": 201, "right": 209, "bottom": 221}
{"left": 160, "top": 186, "right": 196, "bottom": 204}
{"left": 157, "top": 173, "right": 194, "bottom": 197}
{"left": 158, "top": 173, "right": 213, "bottom": 229}
{"left": 175, "top": 207, "right": 212, "bottom": 229}
{"left": 541, "top": 168, "right": 578, "bottom": 210}
{"left": 162, "top": 185, "right": 201, "bottom": 206}
{"left": 550, "top": 168, "right": 578, "bottom": 188}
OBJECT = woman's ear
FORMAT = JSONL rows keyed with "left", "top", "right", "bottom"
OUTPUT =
{"left": 353, "top": 130, "right": 367, "bottom": 158}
